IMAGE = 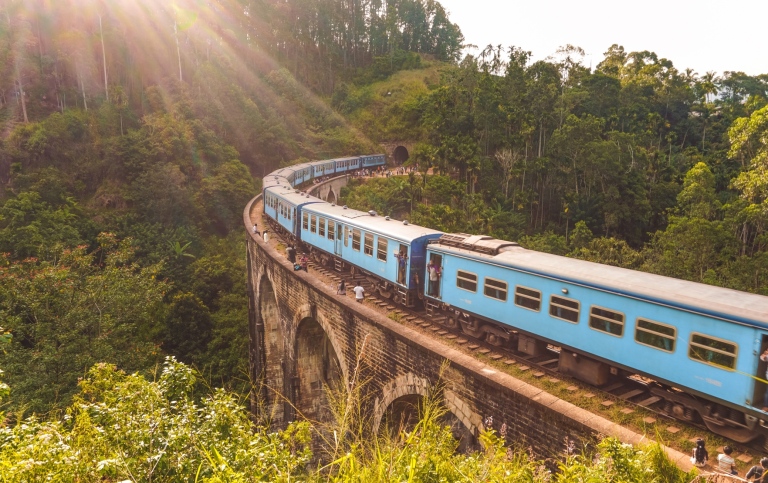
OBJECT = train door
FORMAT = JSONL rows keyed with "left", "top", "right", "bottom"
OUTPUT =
{"left": 397, "top": 244, "right": 408, "bottom": 285}
{"left": 335, "top": 223, "right": 343, "bottom": 256}
{"left": 428, "top": 253, "right": 443, "bottom": 299}
{"left": 753, "top": 335, "right": 768, "bottom": 410}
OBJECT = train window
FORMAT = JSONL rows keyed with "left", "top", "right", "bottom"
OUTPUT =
{"left": 303, "top": 212, "right": 309, "bottom": 230}
{"left": 364, "top": 233, "right": 374, "bottom": 256}
{"left": 328, "top": 221, "right": 335, "bottom": 240}
{"left": 635, "top": 319, "right": 676, "bottom": 352}
{"left": 352, "top": 229, "right": 361, "bottom": 251}
{"left": 377, "top": 238, "right": 388, "bottom": 261}
{"left": 456, "top": 270, "right": 477, "bottom": 292}
{"left": 319, "top": 217, "right": 326, "bottom": 237}
{"left": 689, "top": 333, "right": 737, "bottom": 370}
{"left": 484, "top": 278, "right": 508, "bottom": 301}
{"left": 310, "top": 215, "right": 317, "bottom": 234}
{"left": 549, "top": 295, "right": 580, "bottom": 323}
{"left": 514, "top": 286, "right": 541, "bottom": 311}
{"left": 589, "top": 306, "right": 624, "bottom": 337}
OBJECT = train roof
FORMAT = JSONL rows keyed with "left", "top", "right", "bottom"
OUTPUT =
{"left": 266, "top": 186, "right": 324, "bottom": 206}
{"left": 430, "top": 234, "right": 768, "bottom": 327}
{"left": 305, "top": 203, "right": 443, "bottom": 243}
{"left": 262, "top": 176, "right": 291, "bottom": 189}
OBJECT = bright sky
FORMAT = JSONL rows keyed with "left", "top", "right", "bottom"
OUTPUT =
{"left": 438, "top": 0, "right": 768, "bottom": 77}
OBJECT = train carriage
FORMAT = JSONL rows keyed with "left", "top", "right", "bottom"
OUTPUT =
{"left": 264, "top": 188, "right": 323, "bottom": 239}
{"left": 262, "top": 175, "right": 290, "bottom": 192}
{"left": 301, "top": 203, "right": 442, "bottom": 306}
{"left": 288, "top": 163, "right": 314, "bottom": 186}
{"left": 425, "top": 233, "right": 768, "bottom": 443}
{"left": 360, "top": 154, "right": 386, "bottom": 168}
{"left": 312, "top": 159, "right": 336, "bottom": 178}
{"left": 334, "top": 156, "right": 359, "bottom": 174}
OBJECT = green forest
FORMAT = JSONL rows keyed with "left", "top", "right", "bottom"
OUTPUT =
{"left": 0, "top": 0, "right": 766, "bottom": 479}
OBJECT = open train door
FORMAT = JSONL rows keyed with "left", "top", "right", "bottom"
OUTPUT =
{"left": 754, "top": 335, "right": 768, "bottom": 411}
{"left": 335, "top": 223, "right": 343, "bottom": 256}
{"left": 428, "top": 253, "right": 443, "bottom": 299}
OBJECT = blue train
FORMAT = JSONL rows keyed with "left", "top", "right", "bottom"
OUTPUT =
{"left": 261, "top": 154, "right": 768, "bottom": 446}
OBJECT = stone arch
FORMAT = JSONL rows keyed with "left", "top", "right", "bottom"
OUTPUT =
{"left": 326, "top": 188, "right": 337, "bottom": 205}
{"left": 372, "top": 373, "right": 431, "bottom": 434}
{"left": 443, "top": 389, "right": 484, "bottom": 452}
{"left": 393, "top": 145, "right": 409, "bottom": 164}
{"left": 372, "top": 375, "right": 483, "bottom": 452}
{"left": 256, "top": 272, "right": 282, "bottom": 421}
{"left": 290, "top": 305, "right": 346, "bottom": 422}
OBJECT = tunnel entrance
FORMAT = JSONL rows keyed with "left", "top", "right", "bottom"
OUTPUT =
{"left": 393, "top": 146, "right": 409, "bottom": 164}
{"left": 294, "top": 317, "right": 342, "bottom": 421}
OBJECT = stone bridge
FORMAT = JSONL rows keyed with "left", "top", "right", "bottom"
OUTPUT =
{"left": 312, "top": 175, "right": 349, "bottom": 204}
{"left": 244, "top": 178, "right": 692, "bottom": 468}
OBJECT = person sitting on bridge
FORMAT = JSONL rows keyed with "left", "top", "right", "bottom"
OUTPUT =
{"left": 286, "top": 245, "right": 296, "bottom": 264}
{"left": 746, "top": 457, "right": 768, "bottom": 481}
{"left": 691, "top": 438, "right": 708, "bottom": 467}
{"left": 252, "top": 224, "right": 260, "bottom": 236}
{"left": 299, "top": 254, "right": 308, "bottom": 272}
{"left": 717, "top": 446, "right": 737, "bottom": 475}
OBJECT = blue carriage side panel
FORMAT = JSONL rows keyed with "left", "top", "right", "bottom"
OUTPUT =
{"left": 269, "top": 189, "right": 323, "bottom": 239}
{"left": 428, "top": 241, "right": 768, "bottom": 413}
{"left": 301, "top": 204, "right": 441, "bottom": 289}
{"left": 360, "top": 154, "right": 386, "bottom": 168}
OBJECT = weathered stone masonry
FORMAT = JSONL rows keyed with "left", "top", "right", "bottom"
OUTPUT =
{"left": 244, "top": 193, "right": 692, "bottom": 468}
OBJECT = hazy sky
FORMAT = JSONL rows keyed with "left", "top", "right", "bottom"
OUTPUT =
{"left": 437, "top": 0, "right": 768, "bottom": 77}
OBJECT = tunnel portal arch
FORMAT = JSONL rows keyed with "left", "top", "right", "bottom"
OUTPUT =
{"left": 393, "top": 146, "right": 409, "bottom": 164}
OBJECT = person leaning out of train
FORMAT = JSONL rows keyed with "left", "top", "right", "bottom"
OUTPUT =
{"left": 746, "top": 457, "right": 768, "bottom": 481}
{"left": 718, "top": 446, "right": 738, "bottom": 475}
{"left": 760, "top": 348, "right": 768, "bottom": 411}
{"left": 427, "top": 260, "right": 441, "bottom": 296}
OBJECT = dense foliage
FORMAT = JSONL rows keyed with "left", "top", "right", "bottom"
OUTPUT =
{"left": 340, "top": 46, "right": 768, "bottom": 293}
{"left": 0, "top": 357, "right": 694, "bottom": 482}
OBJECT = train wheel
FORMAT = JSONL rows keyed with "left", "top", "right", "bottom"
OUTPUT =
{"left": 445, "top": 314, "right": 458, "bottom": 329}
{"left": 378, "top": 286, "right": 393, "bottom": 299}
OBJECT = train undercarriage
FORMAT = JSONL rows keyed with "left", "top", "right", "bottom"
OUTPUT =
{"left": 429, "top": 302, "right": 768, "bottom": 447}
